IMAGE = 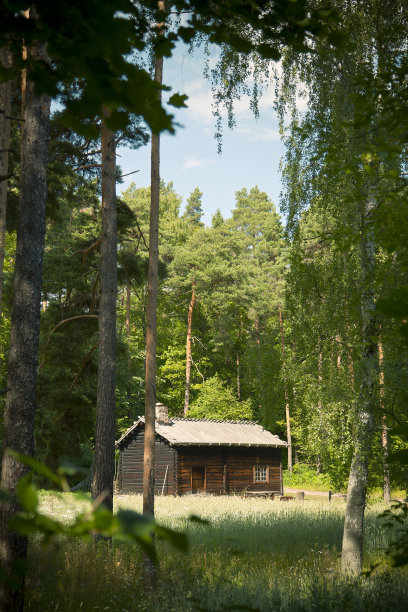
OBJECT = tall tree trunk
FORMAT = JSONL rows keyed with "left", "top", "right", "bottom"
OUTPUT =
{"left": 335, "top": 334, "right": 342, "bottom": 370}
{"left": 126, "top": 282, "right": 131, "bottom": 338}
{"left": 126, "top": 281, "right": 132, "bottom": 418}
{"left": 279, "top": 304, "right": 292, "bottom": 472}
{"left": 0, "top": 45, "right": 12, "bottom": 325}
{"left": 236, "top": 351, "right": 241, "bottom": 400}
{"left": 184, "top": 283, "right": 195, "bottom": 415}
{"left": 379, "top": 342, "right": 390, "bottom": 503}
{"left": 91, "top": 110, "right": 117, "bottom": 514}
{"left": 0, "top": 20, "right": 51, "bottom": 611}
{"left": 143, "top": 1, "right": 165, "bottom": 586}
{"left": 316, "top": 341, "right": 323, "bottom": 474}
{"left": 341, "top": 188, "right": 377, "bottom": 574}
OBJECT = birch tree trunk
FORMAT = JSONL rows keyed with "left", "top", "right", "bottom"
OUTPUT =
{"left": 0, "top": 22, "right": 50, "bottom": 611}
{"left": 0, "top": 44, "right": 12, "bottom": 323}
{"left": 341, "top": 188, "right": 377, "bottom": 574}
{"left": 143, "top": 1, "right": 165, "bottom": 586}
{"left": 91, "top": 110, "right": 117, "bottom": 514}
{"left": 236, "top": 351, "right": 241, "bottom": 400}
{"left": 279, "top": 304, "right": 292, "bottom": 472}
{"left": 379, "top": 342, "right": 390, "bottom": 503}
{"left": 316, "top": 341, "right": 323, "bottom": 474}
{"left": 184, "top": 283, "right": 195, "bottom": 415}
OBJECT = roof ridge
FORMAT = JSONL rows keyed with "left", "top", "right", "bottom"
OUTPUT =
{"left": 171, "top": 417, "right": 260, "bottom": 425}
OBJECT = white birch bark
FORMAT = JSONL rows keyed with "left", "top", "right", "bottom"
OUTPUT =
{"left": 341, "top": 187, "right": 377, "bottom": 574}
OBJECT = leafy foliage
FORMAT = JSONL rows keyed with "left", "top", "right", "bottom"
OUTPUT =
{"left": 188, "top": 375, "right": 253, "bottom": 421}
{"left": 283, "top": 464, "right": 333, "bottom": 491}
{"left": 1, "top": 451, "right": 188, "bottom": 565}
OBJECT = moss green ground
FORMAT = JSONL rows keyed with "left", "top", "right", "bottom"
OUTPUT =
{"left": 24, "top": 493, "right": 408, "bottom": 611}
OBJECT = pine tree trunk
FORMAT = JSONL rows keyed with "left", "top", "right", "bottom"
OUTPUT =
{"left": 0, "top": 25, "right": 50, "bottom": 611}
{"left": 341, "top": 188, "right": 377, "bottom": 574}
{"left": 0, "top": 45, "right": 12, "bottom": 324}
{"left": 279, "top": 305, "right": 292, "bottom": 472}
{"left": 126, "top": 282, "right": 132, "bottom": 418}
{"left": 91, "top": 110, "right": 117, "bottom": 514}
{"left": 184, "top": 283, "right": 195, "bottom": 415}
{"left": 379, "top": 342, "right": 390, "bottom": 503}
{"left": 143, "top": 3, "right": 165, "bottom": 585}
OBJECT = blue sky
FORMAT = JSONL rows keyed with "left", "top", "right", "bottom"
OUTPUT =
{"left": 118, "top": 45, "right": 285, "bottom": 226}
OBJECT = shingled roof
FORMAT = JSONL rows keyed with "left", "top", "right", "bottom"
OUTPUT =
{"left": 116, "top": 417, "right": 287, "bottom": 448}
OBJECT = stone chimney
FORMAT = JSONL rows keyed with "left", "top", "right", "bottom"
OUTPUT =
{"left": 155, "top": 402, "right": 169, "bottom": 423}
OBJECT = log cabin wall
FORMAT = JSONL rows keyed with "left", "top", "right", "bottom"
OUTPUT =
{"left": 176, "top": 446, "right": 282, "bottom": 495}
{"left": 225, "top": 447, "right": 282, "bottom": 493}
{"left": 119, "top": 428, "right": 176, "bottom": 494}
{"left": 177, "top": 447, "right": 224, "bottom": 495}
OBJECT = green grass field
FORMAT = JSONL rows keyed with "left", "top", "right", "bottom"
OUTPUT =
{"left": 24, "top": 493, "right": 408, "bottom": 611}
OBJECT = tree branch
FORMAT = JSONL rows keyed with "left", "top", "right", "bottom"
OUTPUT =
{"left": 71, "top": 238, "right": 101, "bottom": 262}
{"left": 69, "top": 342, "right": 99, "bottom": 392}
{"left": 39, "top": 315, "right": 98, "bottom": 369}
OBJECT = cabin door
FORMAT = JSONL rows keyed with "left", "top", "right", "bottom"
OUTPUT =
{"left": 191, "top": 466, "right": 206, "bottom": 493}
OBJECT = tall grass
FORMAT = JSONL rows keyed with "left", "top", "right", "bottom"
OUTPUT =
{"left": 25, "top": 493, "right": 408, "bottom": 611}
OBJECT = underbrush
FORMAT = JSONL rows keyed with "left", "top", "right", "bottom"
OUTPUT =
{"left": 283, "top": 464, "right": 333, "bottom": 491}
{"left": 24, "top": 493, "right": 408, "bottom": 611}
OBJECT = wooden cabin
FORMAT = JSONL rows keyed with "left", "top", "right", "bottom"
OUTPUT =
{"left": 116, "top": 403, "right": 287, "bottom": 496}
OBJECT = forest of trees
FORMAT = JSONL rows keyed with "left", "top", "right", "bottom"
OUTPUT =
{"left": 1, "top": 0, "right": 408, "bottom": 608}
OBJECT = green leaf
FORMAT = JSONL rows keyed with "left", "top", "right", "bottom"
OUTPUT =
{"left": 34, "top": 514, "right": 65, "bottom": 535}
{"left": 188, "top": 514, "right": 210, "bottom": 525}
{"left": 257, "top": 44, "right": 281, "bottom": 61}
{"left": 155, "top": 525, "right": 189, "bottom": 552}
{"left": 57, "top": 461, "right": 87, "bottom": 477}
{"left": 116, "top": 509, "right": 155, "bottom": 538}
{"left": 6, "top": 450, "right": 63, "bottom": 488}
{"left": 9, "top": 515, "right": 39, "bottom": 536}
{"left": 16, "top": 475, "right": 38, "bottom": 513}
{"left": 168, "top": 93, "right": 188, "bottom": 108}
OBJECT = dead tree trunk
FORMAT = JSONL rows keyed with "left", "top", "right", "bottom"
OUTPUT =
{"left": 0, "top": 45, "right": 12, "bottom": 324}
{"left": 91, "top": 109, "right": 117, "bottom": 514}
{"left": 279, "top": 304, "right": 292, "bottom": 472}
{"left": 184, "top": 283, "right": 195, "bottom": 415}
{"left": 0, "top": 19, "right": 50, "bottom": 611}
{"left": 341, "top": 187, "right": 377, "bottom": 574}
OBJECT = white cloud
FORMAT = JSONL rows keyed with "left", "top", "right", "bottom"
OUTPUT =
{"left": 182, "top": 156, "right": 216, "bottom": 170}
{"left": 236, "top": 125, "right": 280, "bottom": 142}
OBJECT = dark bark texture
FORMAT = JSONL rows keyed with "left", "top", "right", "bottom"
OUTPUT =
{"left": 0, "top": 35, "right": 50, "bottom": 612}
{"left": 0, "top": 45, "right": 12, "bottom": 321}
{"left": 91, "top": 113, "right": 117, "bottom": 513}
{"left": 143, "top": 3, "right": 165, "bottom": 586}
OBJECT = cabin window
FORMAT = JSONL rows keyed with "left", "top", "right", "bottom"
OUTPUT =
{"left": 253, "top": 465, "right": 269, "bottom": 483}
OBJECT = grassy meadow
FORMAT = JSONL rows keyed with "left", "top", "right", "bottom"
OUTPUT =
{"left": 25, "top": 493, "right": 408, "bottom": 611}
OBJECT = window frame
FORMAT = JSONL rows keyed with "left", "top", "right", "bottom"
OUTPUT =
{"left": 253, "top": 464, "right": 269, "bottom": 484}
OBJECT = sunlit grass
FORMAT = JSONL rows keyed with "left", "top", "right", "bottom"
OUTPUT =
{"left": 27, "top": 492, "right": 408, "bottom": 611}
